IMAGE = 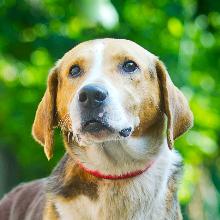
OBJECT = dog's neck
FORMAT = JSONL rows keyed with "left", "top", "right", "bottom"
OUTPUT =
{"left": 63, "top": 133, "right": 165, "bottom": 178}
{"left": 62, "top": 116, "right": 166, "bottom": 178}
{"left": 47, "top": 144, "right": 182, "bottom": 220}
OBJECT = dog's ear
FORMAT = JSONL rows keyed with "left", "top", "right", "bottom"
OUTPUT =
{"left": 32, "top": 66, "right": 58, "bottom": 160}
{"left": 156, "top": 60, "right": 193, "bottom": 149}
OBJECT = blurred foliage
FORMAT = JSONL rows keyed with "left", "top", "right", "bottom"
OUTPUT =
{"left": 0, "top": 0, "right": 220, "bottom": 219}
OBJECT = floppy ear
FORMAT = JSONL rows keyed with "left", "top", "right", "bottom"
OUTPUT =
{"left": 156, "top": 60, "right": 193, "bottom": 149}
{"left": 32, "top": 67, "right": 58, "bottom": 160}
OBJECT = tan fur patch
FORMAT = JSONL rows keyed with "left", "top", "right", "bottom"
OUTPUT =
{"left": 47, "top": 154, "right": 99, "bottom": 202}
{"left": 43, "top": 202, "right": 59, "bottom": 220}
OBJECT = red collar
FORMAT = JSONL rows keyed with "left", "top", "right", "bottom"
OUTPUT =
{"left": 76, "top": 160, "right": 154, "bottom": 180}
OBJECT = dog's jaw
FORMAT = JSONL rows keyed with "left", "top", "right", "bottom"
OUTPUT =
{"left": 64, "top": 132, "right": 166, "bottom": 178}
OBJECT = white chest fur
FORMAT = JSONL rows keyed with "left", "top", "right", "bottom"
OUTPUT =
{"left": 56, "top": 195, "right": 97, "bottom": 220}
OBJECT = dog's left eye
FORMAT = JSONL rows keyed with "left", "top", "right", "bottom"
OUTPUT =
{"left": 69, "top": 65, "right": 81, "bottom": 77}
{"left": 122, "top": 60, "right": 138, "bottom": 73}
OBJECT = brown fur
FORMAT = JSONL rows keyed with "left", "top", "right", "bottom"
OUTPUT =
{"left": 46, "top": 154, "right": 99, "bottom": 201}
{"left": 43, "top": 202, "right": 59, "bottom": 220}
{"left": 0, "top": 180, "right": 45, "bottom": 220}
{"left": 156, "top": 60, "right": 193, "bottom": 149}
{"left": 32, "top": 67, "right": 58, "bottom": 160}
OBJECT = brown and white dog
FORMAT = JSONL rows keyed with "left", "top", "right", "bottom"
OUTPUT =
{"left": 0, "top": 38, "right": 193, "bottom": 220}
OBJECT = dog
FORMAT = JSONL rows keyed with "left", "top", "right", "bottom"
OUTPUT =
{"left": 0, "top": 38, "right": 193, "bottom": 220}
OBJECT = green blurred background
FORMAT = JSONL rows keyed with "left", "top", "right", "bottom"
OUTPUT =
{"left": 0, "top": 0, "right": 220, "bottom": 219}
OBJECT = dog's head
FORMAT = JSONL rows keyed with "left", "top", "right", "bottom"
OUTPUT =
{"left": 32, "top": 39, "right": 193, "bottom": 173}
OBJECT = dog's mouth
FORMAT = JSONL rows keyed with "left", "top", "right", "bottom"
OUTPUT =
{"left": 81, "top": 118, "right": 132, "bottom": 138}
{"left": 82, "top": 119, "right": 113, "bottom": 133}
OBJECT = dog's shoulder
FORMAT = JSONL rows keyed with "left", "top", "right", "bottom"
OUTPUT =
{"left": 165, "top": 151, "right": 183, "bottom": 219}
{"left": 0, "top": 179, "right": 46, "bottom": 220}
{"left": 46, "top": 153, "right": 99, "bottom": 201}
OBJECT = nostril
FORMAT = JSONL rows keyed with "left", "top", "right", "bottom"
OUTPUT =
{"left": 78, "top": 84, "right": 108, "bottom": 108}
{"left": 79, "top": 92, "right": 87, "bottom": 103}
{"left": 95, "top": 91, "right": 107, "bottom": 102}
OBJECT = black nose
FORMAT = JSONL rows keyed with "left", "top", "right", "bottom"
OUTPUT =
{"left": 78, "top": 84, "right": 108, "bottom": 109}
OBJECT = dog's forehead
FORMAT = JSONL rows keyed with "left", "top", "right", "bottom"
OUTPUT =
{"left": 62, "top": 39, "right": 156, "bottom": 63}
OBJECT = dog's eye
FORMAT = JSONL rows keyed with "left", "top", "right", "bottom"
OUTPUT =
{"left": 122, "top": 60, "right": 138, "bottom": 73}
{"left": 69, "top": 65, "right": 81, "bottom": 77}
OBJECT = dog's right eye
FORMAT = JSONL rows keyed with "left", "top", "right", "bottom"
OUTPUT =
{"left": 69, "top": 65, "right": 81, "bottom": 78}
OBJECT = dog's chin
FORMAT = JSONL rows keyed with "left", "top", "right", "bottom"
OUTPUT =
{"left": 73, "top": 131, "right": 117, "bottom": 147}
{"left": 82, "top": 131, "right": 117, "bottom": 143}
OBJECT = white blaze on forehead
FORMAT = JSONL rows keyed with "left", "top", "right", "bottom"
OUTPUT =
{"left": 82, "top": 41, "right": 105, "bottom": 86}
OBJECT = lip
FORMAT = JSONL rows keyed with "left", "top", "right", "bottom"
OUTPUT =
{"left": 82, "top": 119, "right": 112, "bottom": 133}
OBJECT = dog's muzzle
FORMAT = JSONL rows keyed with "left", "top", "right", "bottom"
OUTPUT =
{"left": 77, "top": 83, "right": 132, "bottom": 137}
{"left": 78, "top": 83, "right": 110, "bottom": 132}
